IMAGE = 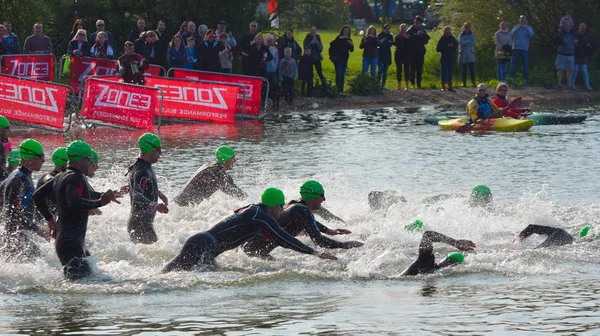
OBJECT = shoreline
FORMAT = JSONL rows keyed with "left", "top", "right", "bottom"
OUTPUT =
{"left": 270, "top": 86, "right": 600, "bottom": 114}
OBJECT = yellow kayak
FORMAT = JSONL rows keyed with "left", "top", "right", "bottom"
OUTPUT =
{"left": 438, "top": 118, "right": 534, "bottom": 132}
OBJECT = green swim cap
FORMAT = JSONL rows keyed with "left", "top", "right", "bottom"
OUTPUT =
{"left": 138, "top": 133, "right": 162, "bottom": 153}
{"left": 405, "top": 219, "right": 424, "bottom": 232}
{"left": 51, "top": 147, "right": 68, "bottom": 167}
{"left": 91, "top": 149, "right": 99, "bottom": 164}
{"left": 446, "top": 252, "right": 464, "bottom": 264}
{"left": 7, "top": 149, "right": 20, "bottom": 166}
{"left": 19, "top": 139, "right": 44, "bottom": 159}
{"left": 261, "top": 187, "right": 285, "bottom": 207}
{"left": 0, "top": 116, "right": 10, "bottom": 129}
{"left": 580, "top": 225, "right": 592, "bottom": 238}
{"left": 300, "top": 180, "right": 324, "bottom": 200}
{"left": 67, "top": 140, "right": 93, "bottom": 162}
{"left": 215, "top": 146, "right": 235, "bottom": 162}
{"left": 471, "top": 185, "right": 492, "bottom": 200}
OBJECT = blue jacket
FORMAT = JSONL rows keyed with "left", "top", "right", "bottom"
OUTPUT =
{"left": 279, "top": 57, "right": 297, "bottom": 79}
{"left": 458, "top": 31, "right": 476, "bottom": 63}
{"left": 4, "top": 33, "right": 21, "bottom": 54}
{"left": 168, "top": 46, "right": 186, "bottom": 69}
{"left": 555, "top": 31, "right": 575, "bottom": 56}
{"left": 511, "top": 25, "right": 534, "bottom": 51}
{"left": 377, "top": 32, "right": 394, "bottom": 65}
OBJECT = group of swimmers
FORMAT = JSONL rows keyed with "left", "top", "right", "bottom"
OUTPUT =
{"left": 0, "top": 115, "right": 592, "bottom": 280}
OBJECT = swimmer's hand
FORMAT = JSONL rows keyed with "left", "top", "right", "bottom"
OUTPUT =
{"left": 342, "top": 241, "right": 364, "bottom": 249}
{"left": 327, "top": 228, "right": 352, "bottom": 235}
{"left": 100, "top": 190, "right": 120, "bottom": 205}
{"left": 316, "top": 252, "right": 338, "bottom": 260}
{"left": 116, "top": 185, "right": 130, "bottom": 196}
{"left": 89, "top": 208, "right": 103, "bottom": 216}
{"left": 36, "top": 228, "right": 51, "bottom": 242}
{"left": 455, "top": 239, "right": 476, "bottom": 251}
{"left": 154, "top": 203, "right": 169, "bottom": 214}
{"left": 47, "top": 218, "right": 57, "bottom": 239}
{"left": 158, "top": 191, "right": 169, "bottom": 206}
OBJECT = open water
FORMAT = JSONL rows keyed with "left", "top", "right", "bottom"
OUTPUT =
{"left": 1, "top": 102, "right": 600, "bottom": 335}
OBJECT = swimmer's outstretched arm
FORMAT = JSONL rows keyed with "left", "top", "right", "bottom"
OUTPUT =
{"left": 313, "top": 207, "right": 346, "bottom": 224}
{"left": 518, "top": 224, "right": 559, "bottom": 239}
{"left": 419, "top": 231, "right": 476, "bottom": 254}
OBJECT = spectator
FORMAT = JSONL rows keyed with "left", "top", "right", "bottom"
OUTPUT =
{"left": 176, "top": 21, "right": 189, "bottom": 37}
{"left": 495, "top": 21, "right": 512, "bottom": 82}
{"left": 558, "top": 9, "right": 574, "bottom": 32}
{"left": 265, "top": 34, "right": 279, "bottom": 87}
{"left": 572, "top": 23, "right": 594, "bottom": 91}
{"left": 90, "top": 31, "right": 114, "bottom": 59}
{"left": 303, "top": 26, "right": 328, "bottom": 94}
{"left": 184, "top": 37, "right": 198, "bottom": 69}
{"left": 67, "top": 29, "right": 90, "bottom": 57}
{"left": 298, "top": 48, "right": 314, "bottom": 97}
{"left": 554, "top": 21, "right": 576, "bottom": 89}
{"left": 134, "top": 31, "right": 159, "bottom": 65}
{"left": 240, "top": 21, "right": 259, "bottom": 74}
{"left": 277, "top": 29, "right": 302, "bottom": 61}
{"left": 377, "top": 24, "right": 394, "bottom": 90}
{"left": 458, "top": 22, "right": 476, "bottom": 88}
{"left": 510, "top": 15, "right": 534, "bottom": 84}
{"left": 2, "top": 21, "right": 20, "bottom": 54}
{"left": 242, "top": 33, "right": 272, "bottom": 77}
{"left": 198, "top": 25, "right": 208, "bottom": 41}
{"left": 360, "top": 25, "right": 378, "bottom": 76}
{"left": 407, "top": 15, "right": 430, "bottom": 89}
{"left": 436, "top": 26, "right": 457, "bottom": 92}
{"left": 116, "top": 41, "right": 149, "bottom": 85}
{"left": 218, "top": 33, "right": 234, "bottom": 73}
{"left": 394, "top": 23, "right": 410, "bottom": 91}
{"left": 181, "top": 21, "right": 201, "bottom": 45}
{"left": 154, "top": 20, "right": 170, "bottom": 70}
{"left": 279, "top": 47, "right": 297, "bottom": 105}
{"left": 167, "top": 35, "right": 186, "bottom": 70}
{"left": 23, "top": 23, "right": 53, "bottom": 54}
{"left": 197, "top": 29, "right": 223, "bottom": 72}
{"left": 67, "top": 19, "right": 85, "bottom": 42}
{"left": 89, "top": 20, "right": 116, "bottom": 49}
{"left": 129, "top": 19, "right": 146, "bottom": 45}
{"left": 216, "top": 20, "right": 236, "bottom": 48}
{"left": 0, "top": 25, "right": 6, "bottom": 58}
{"left": 329, "top": 25, "right": 354, "bottom": 93}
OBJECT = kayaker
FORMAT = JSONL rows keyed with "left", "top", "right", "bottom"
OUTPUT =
{"left": 467, "top": 84, "right": 505, "bottom": 123}
{"left": 401, "top": 230, "right": 476, "bottom": 276}
{"left": 513, "top": 224, "right": 573, "bottom": 248}
{"left": 491, "top": 83, "right": 530, "bottom": 119}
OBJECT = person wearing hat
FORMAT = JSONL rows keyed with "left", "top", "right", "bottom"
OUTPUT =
{"left": 0, "top": 116, "right": 11, "bottom": 182}
{"left": 513, "top": 224, "right": 574, "bottom": 248}
{"left": 162, "top": 187, "right": 337, "bottom": 273}
{"left": 215, "top": 20, "right": 237, "bottom": 48}
{"left": 467, "top": 84, "right": 505, "bottom": 123}
{"left": 469, "top": 184, "right": 493, "bottom": 207}
{"left": 1, "top": 139, "right": 49, "bottom": 261}
{"left": 126, "top": 133, "right": 169, "bottom": 244}
{"left": 34, "top": 140, "right": 120, "bottom": 280}
{"left": 401, "top": 230, "right": 476, "bottom": 276}
{"left": 243, "top": 180, "right": 363, "bottom": 259}
{"left": 173, "top": 146, "right": 246, "bottom": 207}
{"left": 6, "top": 149, "right": 20, "bottom": 174}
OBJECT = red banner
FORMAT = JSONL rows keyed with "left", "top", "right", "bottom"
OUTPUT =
{"left": 147, "top": 65, "right": 163, "bottom": 77}
{"left": 0, "top": 75, "right": 68, "bottom": 129}
{"left": 82, "top": 78, "right": 159, "bottom": 129}
{"left": 0, "top": 54, "right": 54, "bottom": 82}
{"left": 171, "top": 69, "right": 262, "bottom": 116}
{"left": 145, "top": 76, "right": 239, "bottom": 124}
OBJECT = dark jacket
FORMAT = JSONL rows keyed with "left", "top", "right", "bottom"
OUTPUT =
{"left": 436, "top": 34, "right": 458, "bottom": 58}
{"left": 377, "top": 32, "right": 394, "bottom": 64}
{"left": 129, "top": 28, "right": 145, "bottom": 45}
{"left": 67, "top": 40, "right": 91, "bottom": 57}
{"left": 277, "top": 37, "right": 302, "bottom": 60}
{"left": 298, "top": 54, "right": 313, "bottom": 81}
{"left": 134, "top": 37, "right": 159, "bottom": 65}
{"left": 394, "top": 33, "right": 410, "bottom": 62}
{"left": 168, "top": 45, "right": 186, "bottom": 69}
{"left": 360, "top": 35, "right": 379, "bottom": 59}
{"left": 242, "top": 43, "right": 273, "bottom": 77}
{"left": 303, "top": 33, "right": 324, "bottom": 61}
{"left": 239, "top": 32, "right": 257, "bottom": 51}
{"left": 574, "top": 31, "right": 594, "bottom": 64}
{"left": 329, "top": 35, "right": 354, "bottom": 63}
{"left": 197, "top": 40, "right": 224, "bottom": 72}
{"left": 407, "top": 25, "right": 430, "bottom": 57}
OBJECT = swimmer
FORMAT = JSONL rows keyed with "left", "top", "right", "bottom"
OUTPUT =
{"left": 243, "top": 180, "right": 363, "bottom": 259}
{"left": 368, "top": 190, "right": 407, "bottom": 212}
{"left": 162, "top": 187, "right": 337, "bottom": 273}
{"left": 35, "top": 147, "right": 68, "bottom": 225}
{"left": 126, "top": 133, "right": 169, "bottom": 244}
{"left": 6, "top": 149, "right": 20, "bottom": 174}
{"left": 173, "top": 146, "right": 246, "bottom": 206}
{"left": 514, "top": 224, "right": 574, "bottom": 248}
{"left": 0, "top": 116, "right": 11, "bottom": 182}
{"left": 0, "top": 139, "right": 49, "bottom": 261}
{"left": 401, "top": 230, "right": 476, "bottom": 276}
{"left": 469, "top": 185, "right": 493, "bottom": 207}
{"left": 33, "top": 140, "right": 121, "bottom": 280}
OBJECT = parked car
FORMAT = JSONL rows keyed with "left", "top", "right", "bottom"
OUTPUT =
{"left": 392, "top": 1, "right": 427, "bottom": 23}
{"left": 424, "top": 2, "right": 444, "bottom": 29}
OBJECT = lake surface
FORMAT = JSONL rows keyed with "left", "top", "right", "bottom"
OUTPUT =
{"left": 2, "top": 102, "right": 600, "bottom": 335}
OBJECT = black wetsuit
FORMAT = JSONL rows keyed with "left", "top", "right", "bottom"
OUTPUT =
{"left": 0, "top": 141, "right": 8, "bottom": 182}
{"left": 368, "top": 191, "right": 401, "bottom": 211}
{"left": 162, "top": 204, "right": 316, "bottom": 272}
{"left": 242, "top": 200, "right": 345, "bottom": 257}
{"left": 173, "top": 162, "right": 245, "bottom": 206}
{"left": 519, "top": 224, "right": 574, "bottom": 248}
{"left": 1, "top": 167, "right": 44, "bottom": 261}
{"left": 127, "top": 158, "right": 160, "bottom": 244}
{"left": 402, "top": 231, "right": 454, "bottom": 276}
{"left": 34, "top": 167, "right": 103, "bottom": 279}
{"left": 35, "top": 169, "right": 63, "bottom": 220}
